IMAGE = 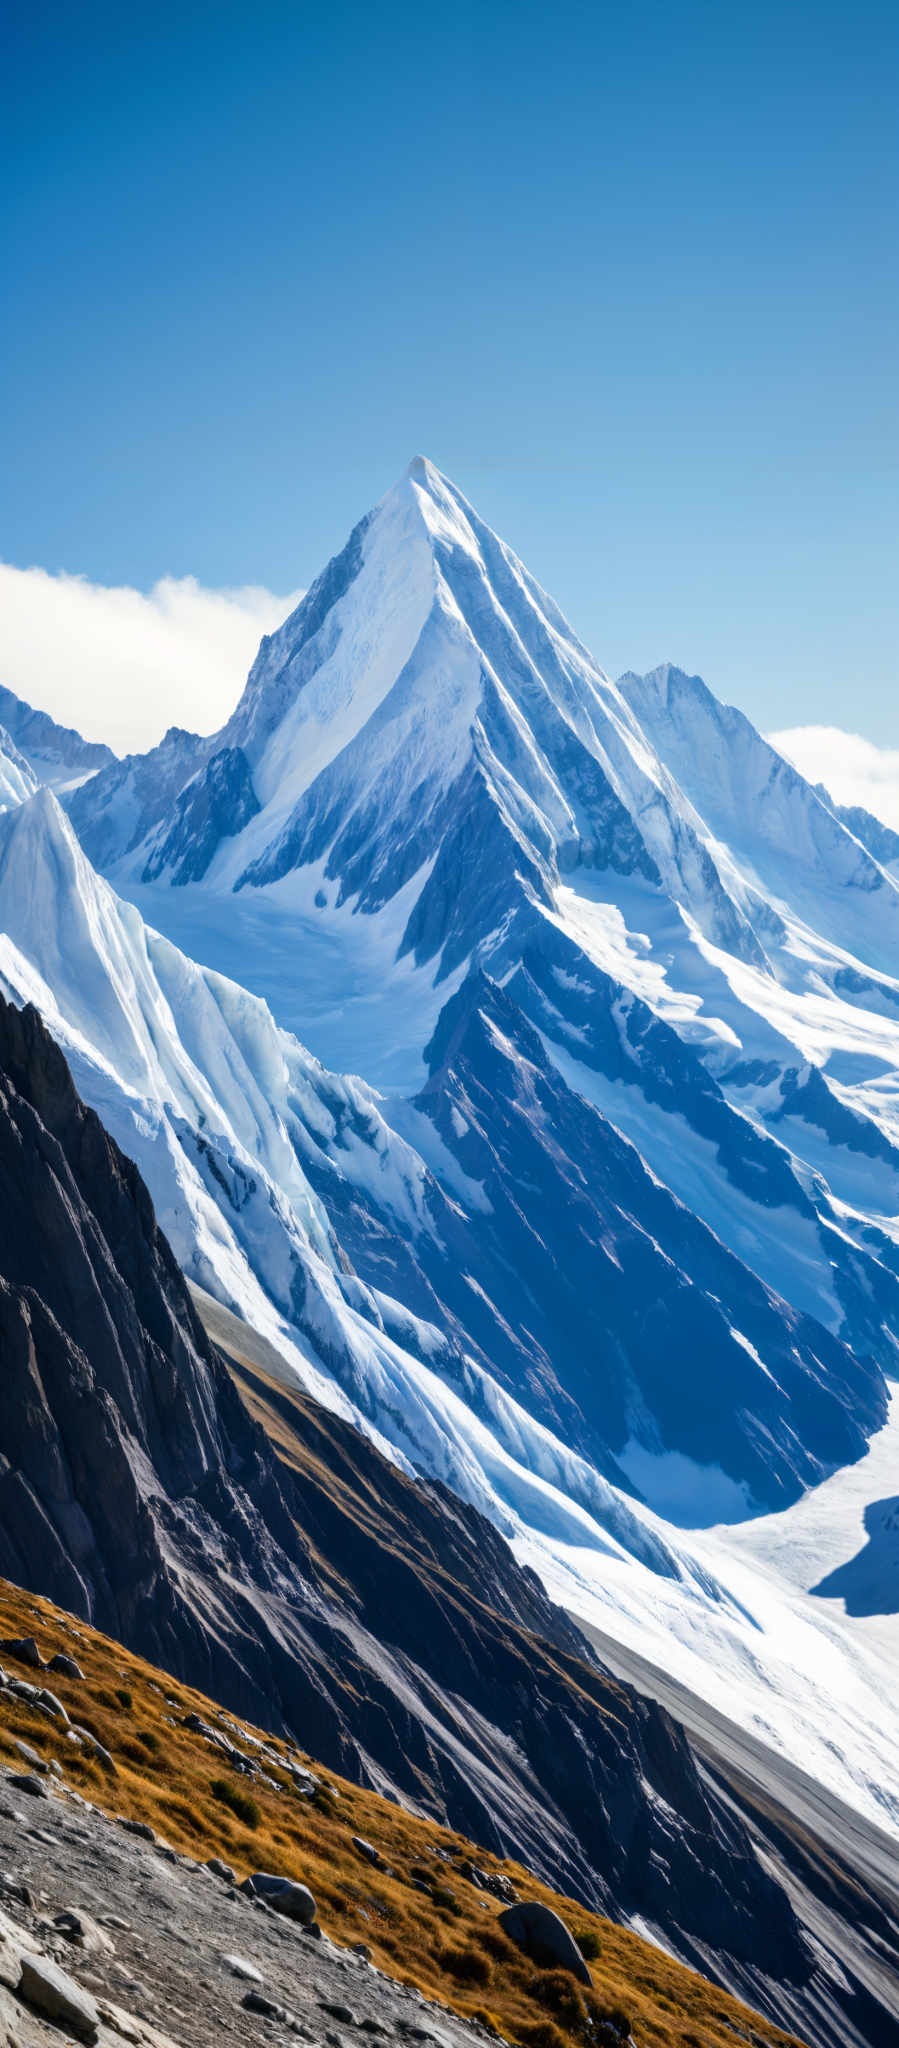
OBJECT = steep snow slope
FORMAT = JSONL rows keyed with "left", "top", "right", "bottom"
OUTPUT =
{"left": 0, "top": 786, "right": 896, "bottom": 1841}
{"left": 0, "top": 727, "right": 37, "bottom": 811}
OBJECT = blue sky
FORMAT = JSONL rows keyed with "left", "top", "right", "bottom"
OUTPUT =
{"left": 4, "top": 0, "right": 897, "bottom": 742}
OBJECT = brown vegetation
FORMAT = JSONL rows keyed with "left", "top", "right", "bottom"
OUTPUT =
{"left": 0, "top": 1576, "right": 806, "bottom": 2048}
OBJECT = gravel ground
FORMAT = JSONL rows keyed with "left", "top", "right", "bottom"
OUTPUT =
{"left": 0, "top": 1770, "right": 492, "bottom": 2048}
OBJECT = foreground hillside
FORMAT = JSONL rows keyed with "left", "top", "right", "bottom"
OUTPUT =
{"left": 0, "top": 1578, "right": 806, "bottom": 2048}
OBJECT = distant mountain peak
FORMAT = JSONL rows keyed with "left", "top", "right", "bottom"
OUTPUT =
{"left": 0, "top": 682, "right": 116, "bottom": 793}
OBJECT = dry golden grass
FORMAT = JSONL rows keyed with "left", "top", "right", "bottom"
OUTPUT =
{"left": 0, "top": 1577, "right": 806, "bottom": 2048}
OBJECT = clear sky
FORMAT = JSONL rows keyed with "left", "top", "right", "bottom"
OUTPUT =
{"left": 4, "top": 0, "right": 897, "bottom": 742}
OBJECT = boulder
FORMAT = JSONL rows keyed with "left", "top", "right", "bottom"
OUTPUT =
{"left": 48, "top": 1652, "right": 85, "bottom": 1680}
{"left": 245, "top": 1871, "right": 317, "bottom": 1924}
{"left": 222, "top": 1952, "right": 264, "bottom": 1983}
{"left": 13, "top": 1740, "right": 47, "bottom": 1773}
{"left": 53, "top": 1908, "right": 115, "bottom": 1955}
{"left": 35, "top": 1687, "right": 69, "bottom": 1721}
{"left": 352, "top": 1835, "right": 381, "bottom": 1866}
{"left": 18, "top": 1951, "right": 100, "bottom": 2041}
{"left": 498, "top": 1901, "right": 592, "bottom": 1985}
{"left": 0, "top": 1636, "right": 43, "bottom": 1669}
{"left": 6, "top": 1773, "right": 48, "bottom": 1800}
{"left": 120, "top": 1817, "right": 155, "bottom": 1842}
{"left": 206, "top": 1856, "right": 236, "bottom": 1882}
{"left": 71, "top": 1725, "right": 118, "bottom": 1774}
{"left": 243, "top": 1988, "right": 289, "bottom": 2018}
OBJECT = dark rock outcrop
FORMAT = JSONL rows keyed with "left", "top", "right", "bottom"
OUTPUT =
{"left": 141, "top": 746, "right": 260, "bottom": 884}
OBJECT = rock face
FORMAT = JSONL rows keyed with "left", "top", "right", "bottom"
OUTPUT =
{"left": 141, "top": 745, "right": 260, "bottom": 883}
{"left": 0, "top": 991, "right": 811, "bottom": 2006}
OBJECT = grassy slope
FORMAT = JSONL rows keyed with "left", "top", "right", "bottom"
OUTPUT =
{"left": 0, "top": 1578, "right": 805, "bottom": 2048}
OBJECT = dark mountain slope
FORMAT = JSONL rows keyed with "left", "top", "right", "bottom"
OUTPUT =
{"left": 0, "top": 989, "right": 822, "bottom": 2023}
{"left": 289, "top": 962, "right": 885, "bottom": 1515}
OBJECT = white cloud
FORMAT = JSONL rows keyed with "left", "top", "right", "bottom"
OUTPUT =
{"left": 0, "top": 564, "right": 302, "bottom": 755}
{"left": 770, "top": 725, "right": 899, "bottom": 831}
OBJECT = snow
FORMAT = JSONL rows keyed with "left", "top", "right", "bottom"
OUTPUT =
{"left": 535, "top": 1025, "right": 843, "bottom": 1331}
{"left": 616, "top": 1441, "right": 757, "bottom": 1525}
{"left": 0, "top": 729, "right": 38, "bottom": 812}
{"left": 520, "top": 1395, "right": 899, "bottom": 1842}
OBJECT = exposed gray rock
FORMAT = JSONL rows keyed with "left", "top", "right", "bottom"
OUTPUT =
{"left": 244, "top": 1874, "right": 316, "bottom": 1925}
{"left": 222, "top": 1953, "right": 264, "bottom": 1983}
{"left": 52, "top": 1908, "right": 115, "bottom": 1954}
{"left": 6, "top": 1776, "right": 48, "bottom": 1801}
{"left": 0, "top": 1640, "right": 43, "bottom": 1670}
{"left": 34, "top": 1690, "right": 67, "bottom": 1722}
{"left": 47, "top": 1654, "right": 84, "bottom": 1681}
{"left": 12, "top": 1744, "right": 46, "bottom": 1775}
{"left": 351, "top": 1838, "right": 380, "bottom": 1867}
{"left": 119, "top": 1820, "right": 155, "bottom": 1843}
{"left": 71, "top": 1729, "right": 117, "bottom": 1775}
{"left": 498, "top": 1902, "right": 592, "bottom": 1986}
{"left": 18, "top": 1951, "right": 100, "bottom": 2040}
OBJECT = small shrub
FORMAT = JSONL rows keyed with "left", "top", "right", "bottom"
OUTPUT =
{"left": 136, "top": 1728, "right": 160, "bottom": 1753}
{"left": 210, "top": 1777, "right": 260, "bottom": 1829}
{"left": 160, "top": 1795, "right": 204, "bottom": 1836}
{"left": 598, "top": 2008, "right": 631, "bottom": 2041}
{"left": 118, "top": 1738, "right": 158, "bottom": 1767}
{"left": 573, "top": 1927, "right": 602, "bottom": 1963}
{"left": 531, "top": 1971, "right": 587, "bottom": 2031}
{"left": 474, "top": 1926, "right": 517, "bottom": 1962}
{"left": 115, "top": 1688, "right": 133, "bottom": 1711}
{"left": 430, "top": 1884, "right": 462, "bottom": 1916}
{"left": 309, "top": 1784, "right": 338, "bottom": 1814}
{"left": 516, "top": 2022, "right": 566, "bottom": 2048}
{"left": 435, "top": 1944, "right": 492, "bottom": 1987}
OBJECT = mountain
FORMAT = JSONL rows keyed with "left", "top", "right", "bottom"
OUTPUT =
{"left": 60, "top": 464, "right": 899, "bottom": 1397}
{"left": 0, "top": 455, "right": 894, "bottom": 1824}
{"left": 0, "top": 985, "right": 832, "bottom": 2034}
{"left": 0, "top": 682, "right": 115, "bottom": 792}
{"left": 0, "top": 781, "right": 895, "bottom": 1856}
{"left": 814, "top": 784, "right": 899, "bottom": 875}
